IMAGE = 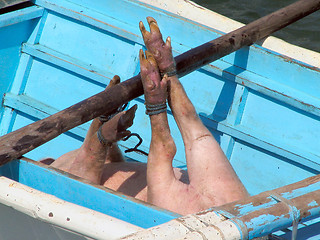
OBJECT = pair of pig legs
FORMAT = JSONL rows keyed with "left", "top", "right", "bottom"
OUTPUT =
{"left": 138, "top": 17, "right": 248, "bottom": 213}
{"left": 50, "top": 74, "right": 247, "bottom": 214}
{"left": 50, "top": 17, "right": 248, "bottom": 215}
{"left": 49, "top": 71, "right": 247, "bottom": 214}
{"left": 139, "top": 58, "right": 248, "bottom": 214}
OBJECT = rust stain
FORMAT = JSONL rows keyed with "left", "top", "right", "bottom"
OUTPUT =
{"left": 273, "top": 175, "right": 320, "bottom": 197}
{"left": 263, "top": 48, "right": 320, "bottom": 73}
{"left": 196, "top": 207, "right": 220, "bottom": 216}
{"left": 243, "top": 204, "right": 291, "bottom": 233}
{"left": 220, "top": 191, "right": 275, "bottom": 217}
{"left": 235, "top": 190, "right": 320, "bottom": 236}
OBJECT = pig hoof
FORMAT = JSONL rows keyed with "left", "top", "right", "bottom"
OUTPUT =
{"left": 139, "top": 49, "right": 168, "bottom": 105}
{"left": 139, "top": 17, "right": 175, "bottom": 72}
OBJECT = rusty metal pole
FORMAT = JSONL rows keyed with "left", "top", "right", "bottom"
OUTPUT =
{"left": 216, "top": 174, "right": 320, "bottom": 239}
{"left": 0, "top": 0, "right": 320, "bottom": 165}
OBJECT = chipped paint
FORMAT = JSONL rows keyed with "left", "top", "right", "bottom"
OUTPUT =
{"left": 245, "top": 213, "right": 287, "bottom": 234}
{"left": 308, "top": 200, "right": 318, "bottom": 207}
{"left": 122, "top": 185, "right": 320, "bottom": 239}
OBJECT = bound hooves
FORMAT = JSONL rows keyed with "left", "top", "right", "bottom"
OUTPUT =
{"left": 118, "top": 104, "right": 138, "bottom": 132}
{"left": 99, "top": 104, "right": 138, "bottom": 145}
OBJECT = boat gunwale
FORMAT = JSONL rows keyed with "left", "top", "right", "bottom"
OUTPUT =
{"left": 139, "top": 0, "right": 320, "bottom": 69}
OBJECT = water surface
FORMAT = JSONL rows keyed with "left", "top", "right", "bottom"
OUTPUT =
{"left": 193, "top": 0, "right": 320, "bottom": 53}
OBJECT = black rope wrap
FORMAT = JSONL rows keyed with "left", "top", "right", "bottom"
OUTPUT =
{"left": 145, "top": 102, "right": 167, "bottom": 116}
{"left": 160, "top": 61, "right": 177, "bottom": 79}
{"left": 97, "top": 125, "right": 112, "bottom": 147}
{"left": 99, "top": 103, "right": 128, "bottom": 123}
{"left": 160, "top": 68, "right": 177, "bottom": 79}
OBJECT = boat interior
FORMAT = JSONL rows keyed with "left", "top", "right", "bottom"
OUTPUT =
{"left": 1, "top": 0, "right": 320, "bottom": 238}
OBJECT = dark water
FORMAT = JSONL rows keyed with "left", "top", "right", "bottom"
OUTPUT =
{"left": 193, "top": 0, "right": 320, "bottom": 53}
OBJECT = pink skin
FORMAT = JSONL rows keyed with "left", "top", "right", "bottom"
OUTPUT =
{"left": 139, "top": 17, "right": 249, "bottom": 214}
{"left": 48, "top": 18, "right": 248, "bottom": 215}
{"left": 50, "top": 76, "right": 136, "bottom": 184}
{"left": 48, "top": 74, "right": 186, "bottom": 203}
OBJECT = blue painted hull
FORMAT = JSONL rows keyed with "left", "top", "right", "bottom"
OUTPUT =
{"left": 0, "top": 158, "right": 179, "bottom": 228}
{"left": 0, "top": 0, "right": 320, "bottom": 238}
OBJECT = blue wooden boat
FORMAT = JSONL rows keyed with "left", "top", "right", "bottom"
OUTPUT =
{"left": 0, "top": 0, "right": 320, "bottom": 239}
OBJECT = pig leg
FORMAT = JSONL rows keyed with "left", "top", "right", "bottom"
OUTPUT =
{"left": 50, "top": 76, "right": 137, "bottom": 183}
{"left": 139, "top": 49, "right": 186, "bottom": 211}
{"left": 51, "top": 75, "right": 122, "bottom": 170}
{"left": 83, "top": 75, "right": 126, "bottom": 164}
{"left": 140, "top": 18, "right": 248, "bottom": 209}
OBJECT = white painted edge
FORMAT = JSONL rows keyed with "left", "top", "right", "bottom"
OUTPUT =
{"left": 175, "top": 220, "right": 242, "bottom": 240}
{"left": 120, "top": 211, "right": 242, "bottom": 239}
{"left": 0, "top": 176, "right": 141, "bottom": 240}
{"left": 140, "top": 0, "right": 320, "bottom": 68}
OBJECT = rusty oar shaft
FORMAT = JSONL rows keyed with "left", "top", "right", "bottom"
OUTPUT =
{"left": 0, "top": 0, "right": 319, "bottom": 165}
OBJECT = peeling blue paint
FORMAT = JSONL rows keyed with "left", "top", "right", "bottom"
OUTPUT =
{"left": 244, "top": 202, "right": 320, "bottom": 239}
{"left": 234, "top": 200, "right": 275, "bottom": 216}
{"left": 282, "top": 182, "right": 320, "bottom": 199}
{"left": 246, "top": 213, "right": 290, "bottom": 238}
{"left": 308, "top": 200, "right": 318, "bottom": 207}
{"left": 246, "top": 214, "right": 281, "bottom": 228}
